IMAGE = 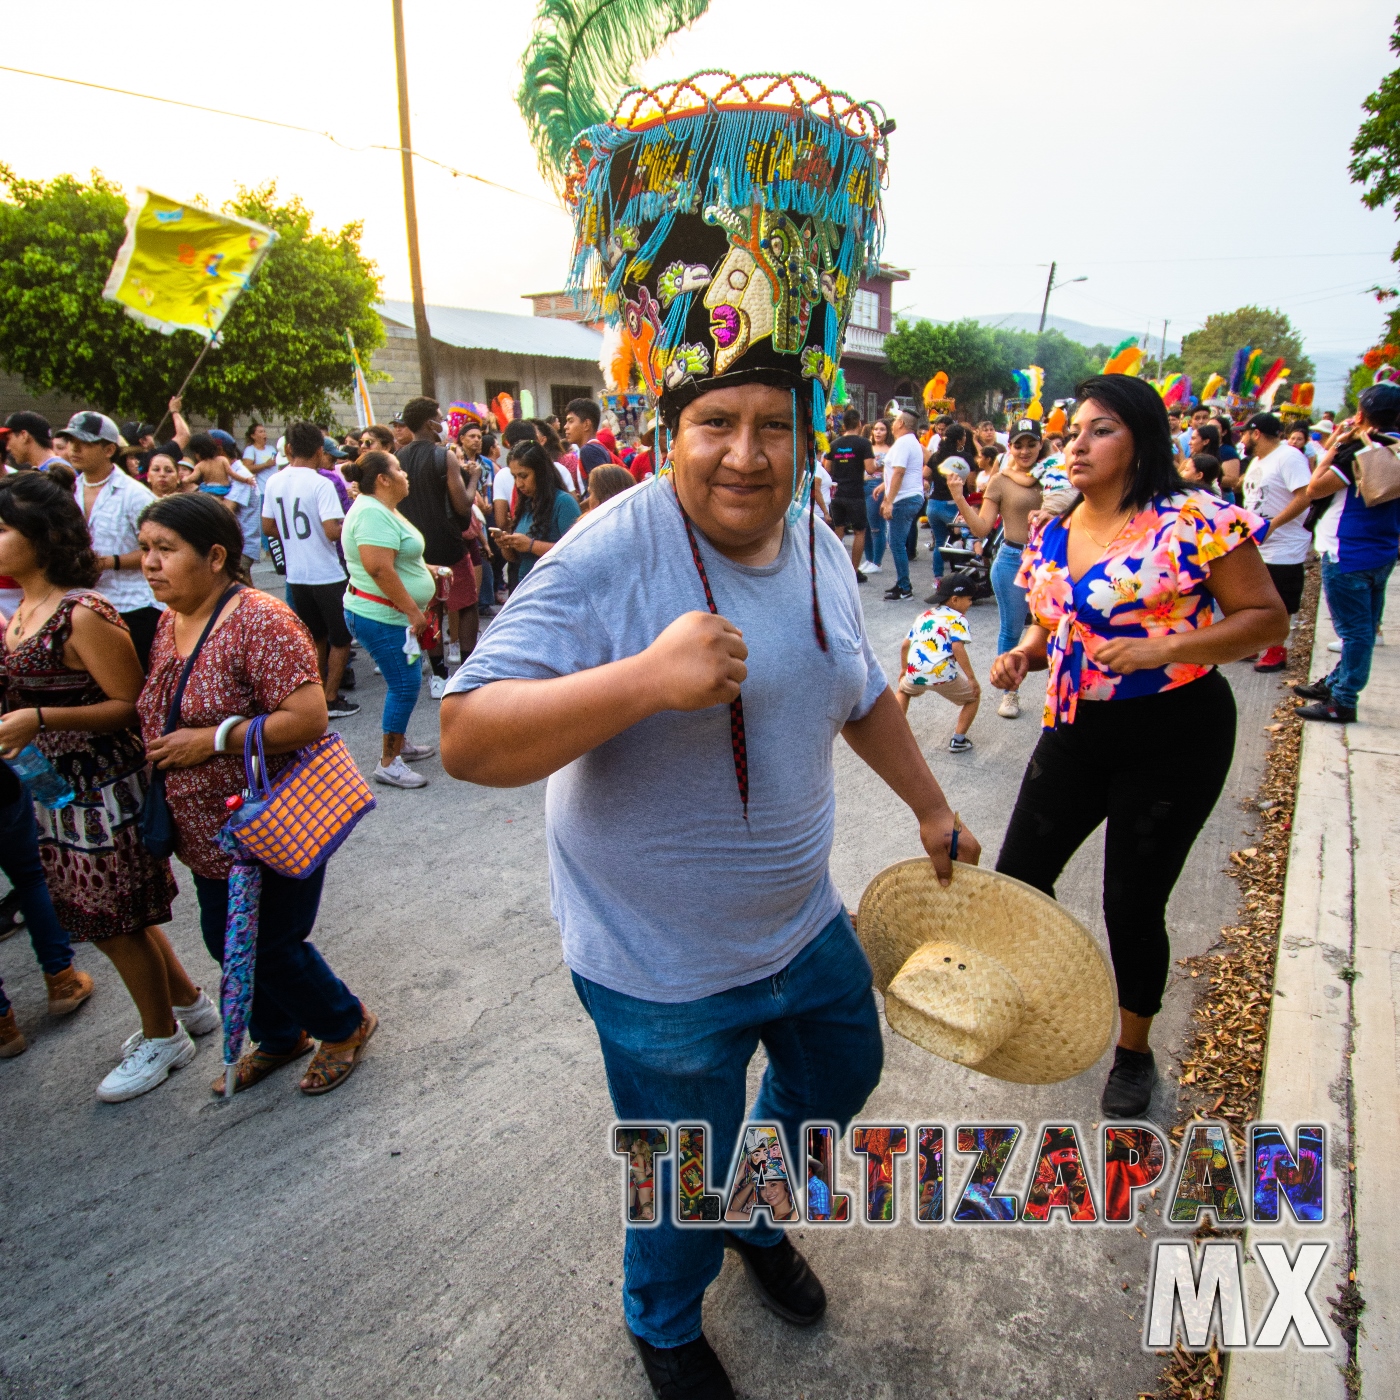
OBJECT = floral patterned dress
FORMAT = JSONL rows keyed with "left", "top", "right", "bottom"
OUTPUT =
{"left": 1016, "top": 490, "right": 1268, "bottom": 728}
{"left": 135, "top": 588, "right": 322, "bottom": 881}
{"left": 0, "top": 592, "right": 177, "bottom": 940}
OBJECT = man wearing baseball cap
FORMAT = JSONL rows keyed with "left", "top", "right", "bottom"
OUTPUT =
{"left": 3, "top": 411, "right": 68, "bottom": 474}
{"left": 61, "top": 412, "right": 163, "bottom": 669}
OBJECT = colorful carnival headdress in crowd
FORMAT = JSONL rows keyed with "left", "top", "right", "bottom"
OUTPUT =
{"left": 563, "top": 71, "right": 890, "bottom": 460}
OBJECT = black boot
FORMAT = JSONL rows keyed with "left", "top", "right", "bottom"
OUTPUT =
{"left": 1292, "top": 677, "right": 1332, "bottom": 702}
{"left": 628, "top": 1330, "right": 734, "bottom": 1400}
{"left": 1100, "top": 1046, "right": 1158, "bottom": 1118}
{"left": 1296, "top": 698, "right": 1356, "bottom": 723}
{"left": 723, "top": 1232, "right": 827, "bottom": 1326}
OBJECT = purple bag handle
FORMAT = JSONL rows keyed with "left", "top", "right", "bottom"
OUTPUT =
{"left": 241, "top": 714, "right": 273, "bottom": 801}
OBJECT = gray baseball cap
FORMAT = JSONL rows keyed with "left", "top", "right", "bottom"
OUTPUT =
{"left": 56, "top": 411, "right": 121, "bottom": 445}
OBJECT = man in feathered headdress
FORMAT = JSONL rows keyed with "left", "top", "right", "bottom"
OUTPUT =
{"left": 441, "top": 73, "right": 979, "bottom": 1398}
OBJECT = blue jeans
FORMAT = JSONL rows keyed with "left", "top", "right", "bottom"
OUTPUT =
{"left": 345, "top": 609, "right": 423, "bottom": 736}
{"left": 572, "top": 912, "right": 883, "bottom": 1347}
{"left": 990, "top": 539, "right": 1030, "bottom": 657}
{"left": 1321, "top": 557, "right": 1395, "bottom": 709}
{"left": 0, "top": 793, "right": 73, "bottom": 1016}
{"left": 886, "top": 494, "right": 925, "bottom": 592}
{"left": 193, "top": 865, "right": 361, "bottom": 1053}
{"left": 925, "top": 500, "right": 960, "bottom": 579}
{"left": 863, "top": 478, "right": 886, "bottom": 564}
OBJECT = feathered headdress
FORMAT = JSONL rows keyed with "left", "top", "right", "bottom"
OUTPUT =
{"left": 564, "top": 71, "right": 889, "bottom": 456}
{"left": 517, "top": 0, "right": 712, "bottom": 186}
{"left": 1291, "top": 382, "right": 1315, "bottom": 408}
{"left": 1102, "top": 338, "right": 1143, "bottom": 376}
{"left": 922, "top": 372, "right": 949, "bottom": 411}
{"left": 1227, "top": 346, "right": 1251, "bottom": 396}
{"left": 1199, "top": 372, "right": 1226, "bottom": 403}
{"left": 1254, "top": 358, "right": 1288, "bottom": 409}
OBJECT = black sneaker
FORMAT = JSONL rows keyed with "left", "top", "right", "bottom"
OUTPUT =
{"left": 1100, "top": 1046, "right": 1158, "bottom": 1118}
{"left": 855, "top": 571, "right": 868, "bottom": 584}
{"left": 327, "top": 695, "right": 361, "bottom": 719}
{"left": 948, "top": 733, "right": 973, "bottom": 753}
{"left": 1296, "top": 699, "right": 1356, "bottom": 724}
{"left": 340, "top": 666, "right": 356, "bottom": 691}
{"left": 723, "top": 1231, "right": 827, "bottom": 1326}
{"left": 882, "top": 585, "right": 913, "bottom": 602}
{"left": 628, "top": 1330, "right": 734, "bottom": 1400}
{"left": 1292, "top": 677, "right": 1332, "bottom": 702}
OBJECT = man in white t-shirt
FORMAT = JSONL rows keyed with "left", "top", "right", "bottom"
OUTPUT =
{"left": 878, "top": 410, "right": 926, "bottom": 601}
{"left": 262, "top": 420, "right": 359, "bottom": 717}
{"left": 1238, "top": 411, "right": 1312, "bottom": 672}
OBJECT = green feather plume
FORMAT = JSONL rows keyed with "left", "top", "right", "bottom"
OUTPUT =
{"left": 518, "top": 0, "right": 711, "bottom": 186}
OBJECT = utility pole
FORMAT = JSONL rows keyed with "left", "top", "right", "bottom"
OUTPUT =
{"left": 1038, "top": 262, "right": 1087, "bottom": 335}
{"left": 1037, "top": 261, "right": 1056, "bottom": 335}
{"left": 393, "top": 0, "right": 435, "bottom": 397}
{"left": 1159, "top": 319, "right": 1170, "bottom": 378}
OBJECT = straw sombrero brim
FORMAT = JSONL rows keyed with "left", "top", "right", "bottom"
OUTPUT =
{"left": 856, "top": 860, "right": 1116, "bottom": 1084}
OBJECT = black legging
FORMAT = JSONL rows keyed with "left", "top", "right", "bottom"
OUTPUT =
{"left": 995, "top": 669, "right": 1236, "bottom": 1017}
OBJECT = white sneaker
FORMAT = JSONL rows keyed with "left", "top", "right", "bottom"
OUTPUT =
{"left": 997, "top": 690, "right": 1021, "bottom": 719}
{"left": 1330, "top": 630, "right": 1384, "bottom": 653}
{"left": 174, "top": 989, "right": 220, "bottom": 1037}
{"left": 97, "top": 1027, "right": 196, "bottom": 1102}
{"left": 429, "top": 674, "right": 448, "bottom": 700}
{"left": 863, "top": 559, "right": 883, "bottom": 573}
{"left": 398, "top": 739, "right": 436, "bottom": 762}
{"left": 1327, "top": 639, "right": 1341, "bottom": 653}
{"left": 373, "top": 756, "right": 429, "bottom": 788}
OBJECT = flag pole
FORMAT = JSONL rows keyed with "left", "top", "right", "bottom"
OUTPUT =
{"left": 148, "top": 332, "right": 220, "bottom": 441}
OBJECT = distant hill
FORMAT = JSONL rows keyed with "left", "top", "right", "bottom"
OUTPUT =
{"left": 969, "top": 311, "right": 1182, "bottom": 358}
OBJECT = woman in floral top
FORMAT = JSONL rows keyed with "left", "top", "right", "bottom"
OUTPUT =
{"left": 136, "top": 495, "right": 376, "bottom": 1098}
{"left": 990, "top": 374, "right": 1287, "bottom": 1119}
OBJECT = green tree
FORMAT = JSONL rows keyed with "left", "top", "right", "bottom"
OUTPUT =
{"left": 883, "top": 319, "right": 1104, "bottom": 411}
{"left": 1179, "top": 306, "right": 1314, "bottom": 387}
{"left": 1350, "top": 13, "right": 1400, "bottom": 341}
{"left": 0, "top": 168, "right": 383, "bottom": 425}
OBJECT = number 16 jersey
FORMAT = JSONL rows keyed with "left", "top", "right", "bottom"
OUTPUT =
{"left": 261, "top": 466, "right": 347, "bottom": 585}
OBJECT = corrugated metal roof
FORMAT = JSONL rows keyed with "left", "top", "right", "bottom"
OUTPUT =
{"left": 377, "top": 301, "right": 603, "bottom": 362}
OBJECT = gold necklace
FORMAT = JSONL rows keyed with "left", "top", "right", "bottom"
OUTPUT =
{"left": 1079, "top": 510, "right": 1134, "bottom": 549}
{"left": 12, "top": 586, "right": 58, "bottom": 640}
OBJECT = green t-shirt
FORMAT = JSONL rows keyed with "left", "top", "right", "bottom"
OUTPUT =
{"left": 342, "top": 495, "right": 436, "bottom": 626}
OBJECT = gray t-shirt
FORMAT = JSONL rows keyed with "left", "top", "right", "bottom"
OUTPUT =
{"left": 447, "top": 478, "right": 887, "bottom": 1002}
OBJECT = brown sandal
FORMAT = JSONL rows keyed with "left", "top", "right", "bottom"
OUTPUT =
{"left": 211, "top": 1033, "right": 314, "bottom": 1096}
{"left": 299, "top": 1007, "right": 377, "bottom": 1096}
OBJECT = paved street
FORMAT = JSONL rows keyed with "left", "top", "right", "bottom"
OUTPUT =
{"left": 1, "top": 543, "right": 1286, "bottom": 1400}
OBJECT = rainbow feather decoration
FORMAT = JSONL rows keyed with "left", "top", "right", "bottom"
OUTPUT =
{"left": 1256, "top": 359, "right": 1290, "bottom": 410}
{"left": 1200, "top": 372, "right": 1226, "bottom": 403}
{"left": 517, "top": 0, "right": 712, "bottom": 186}
{"left": 1291, "top": 382, "right": 1315, "bottom": 408}
{"left": 1242, "top": 349, "right": 1263, "bottom": 398}
{"left": 1158, "top": 373, "right": 1185, "bottom": 407}
{"left": 1227, "top": 346, "right": 1251, "bottom": 395}
{"left": 1103, "top": 338, "right": 1143, "bottom": 376}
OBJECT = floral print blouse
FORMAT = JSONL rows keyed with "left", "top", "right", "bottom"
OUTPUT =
{"left": 1015, "top": 490, "right": 1267, "bottom": 728}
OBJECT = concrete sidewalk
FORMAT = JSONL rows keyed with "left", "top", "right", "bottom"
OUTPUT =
{"left": 1229, "top": 571, "right": 1400, "bottom": 1398}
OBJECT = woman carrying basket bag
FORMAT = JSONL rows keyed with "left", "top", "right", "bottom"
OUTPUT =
{"left": 136, "top": 494, "right": 378, "bottom": 1097}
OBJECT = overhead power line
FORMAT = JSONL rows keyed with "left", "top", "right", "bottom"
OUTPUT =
{"left": 0, "top": 63, "right": 565, "bottom": 214}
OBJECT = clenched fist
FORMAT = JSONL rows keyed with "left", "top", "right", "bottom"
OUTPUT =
{"left": 641, "top": 611, "right": 748, "bottom": 711}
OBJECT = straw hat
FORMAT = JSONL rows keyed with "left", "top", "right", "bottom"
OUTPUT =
{"left": 856, "top": 860, "right": 1115, "bottom": 1084}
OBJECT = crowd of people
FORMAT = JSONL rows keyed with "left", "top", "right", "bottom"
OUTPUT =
{"left": 1, "top": 375, "right": 1396, "bottom": 1125}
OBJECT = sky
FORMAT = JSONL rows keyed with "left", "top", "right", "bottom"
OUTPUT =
{"left": 5, "top": 0, "right": 1398, "bottom": 406}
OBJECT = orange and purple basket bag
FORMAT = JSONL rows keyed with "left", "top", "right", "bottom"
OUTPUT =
{"left": 224, "top": 714, "right": 375, "bottom": 878}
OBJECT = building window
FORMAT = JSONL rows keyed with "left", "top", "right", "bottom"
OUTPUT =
{"left": 551, "top": 384, "right": 596, "bottom": 423}
{"left": 867, "top": 391, "right": 881, "bottom": 423}
{"left": 844, "top": 382, "right": 864, "bottom": 419}
{"left": 851, "top": 289, "right": 881, "bottom": 330}
{"left": 484, "top": 379, "right": 520, "bottom": 409}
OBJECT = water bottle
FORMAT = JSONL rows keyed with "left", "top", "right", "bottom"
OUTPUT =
{"left": 6, "top": 745, "right": 75, "bottom": 809}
